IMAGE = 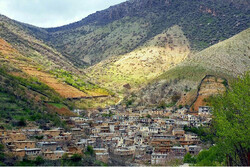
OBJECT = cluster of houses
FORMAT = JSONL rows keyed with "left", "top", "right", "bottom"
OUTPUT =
{"left": 0, "top": 105, "right": 212, "bottom": 165}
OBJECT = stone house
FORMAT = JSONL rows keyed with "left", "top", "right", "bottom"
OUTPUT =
{"left": 9, "top": 133, "right": 26, "bottom": 141}
{"left": 13, "top": 141, "right": 36, "bottom": 149}
{"left": 151, "top": 152, "right": 168, "bottom": 165}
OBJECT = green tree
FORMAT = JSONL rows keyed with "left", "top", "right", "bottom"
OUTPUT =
{"left": 71, "top": 154, "right": 82, "bottom": 162}
{"left": 17, "top": 118, "right": 26, "bottom": 127}
{"left": 209, "top": 73, "right": 250, "bottom": 166}
{"left": 146, "top": 114, "right": 151, "bottom": 119}
{"left": 183, "top": 152, "right": 196, "bottom": 164}
{"left": 195, "top": 146, "right": 225, "bottom": 166}
{"left": 85, "top": 145, "right": 94, "bottom": 156}
{"left": 34, "top": 156, "right": 44, "bottom": 165}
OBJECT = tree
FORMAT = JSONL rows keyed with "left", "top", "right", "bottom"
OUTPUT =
{"left": 85, "top": 145, "right": 94, "bottom": 156}
{"left": 183, "top": 153, "right": 196, "bottom": 164}
{"left": 17, "top": 117, "right": 26, "bottom": 127}
{"left": 71, "top": 154, "right": 82, "bottom": 162}
{"left": 146, "top": 114, "right": 151, "bottom": 119}
{"left": 34, "top": 156, "right": 44, "bottom": 165}
{"left": 209, "top": 73, "right": 250, "bottom": 166}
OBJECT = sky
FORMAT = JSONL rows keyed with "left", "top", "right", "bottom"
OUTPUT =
{"left": 0, "top": 0, "right": 126, "bottom": 28}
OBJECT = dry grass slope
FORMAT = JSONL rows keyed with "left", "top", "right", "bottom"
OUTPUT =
{"left": 0, "top": 38, "right": 107, "bottom": 99}
{"left": 129, "top": 28, "right": 250, "bottom": 107}
{"left": 87, "top": 25, "right": 191, "bottom": 94}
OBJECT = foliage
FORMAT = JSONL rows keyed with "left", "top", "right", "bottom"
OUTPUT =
{"left": 184, "top": 145, "right": 226, "bottom": 166}
{"left": 125, "top": 98, "right": 134, "bottom": 107}
{"left": 189, "top": 73, "right": 250, "bottom": 166}
{"left": 171, "top": 92, "right": 181, "bottom": 104}
{"left": 61, "top": 154, "right": 83, "bottom": 166}
{"left": 183, "top": 153, "right": 196, "bottom": 164}
{"left": 0, "top": 144, "right": 5, "bottom": 162}
{"left": 208, "top": 72, "right": 250, "bottom": 166}
{"left": 102, "top": 111, "right": 114, "bottom": 118}
{"left": 35, "top": 135, "right": 44, "bottom": 140}
{"left": 61, "top": 153, "right": 100, "bottom": 166}
{"left": 17, "top": 118, "right": 26, "bottom": 127}
{"left": 158, "top": 100, "right": 166, "bottom": 109}
{"left": 34, "top": 156, "right": 45, "bottom": 166}
{"left": 85, "top": 145, "right": 94, "bottom": 156}
{"left": 183, "top": 126, "right": 213, "bottom": 143}
{"left": 48, "top": 103, "right": 66, "bottom": 109}
{"left": 178, "top": 105, "right": 183, "bottom": 109}
{"left": 0, "top": 68, "right": 68, "bottom": 129}
{"left": 50, "top": 69, "right": 111, "bottom": 95}
{"left": 194, "top": 146, "right": 225, "bottom": 166}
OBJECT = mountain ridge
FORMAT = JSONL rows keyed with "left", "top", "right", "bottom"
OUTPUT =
{"left": 19, "top": 0, "right": 250, "bottom": 66}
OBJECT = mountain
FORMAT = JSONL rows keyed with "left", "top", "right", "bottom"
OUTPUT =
{"left": 25, "top": 0, "right": 250, "bottom": 66}
{"left": 87, "top": 25, "right": 190, "bottom": 93}
{"left": 0, "top": 0, "right": 249, "bottom": 113}
{"left": 0, "top": 15, "right": 117, "bottom": 127}
{"left": 125, "top": 28, "right": 250, "bottom": 108}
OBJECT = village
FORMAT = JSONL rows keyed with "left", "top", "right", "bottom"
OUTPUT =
{"left": 0, "top": 105, "right": 212, "bottom": 165}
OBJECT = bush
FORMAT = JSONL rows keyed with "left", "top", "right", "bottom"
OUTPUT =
{"left": 85, "top": 145, "right": 94, "bottom": 156}
{"left": 34, "top": 156, "right": 44, "bottom": 165}
{"left": 183, "top": 153, "right": 196, "bottom": 164}
{"left": 17, "top": 118, "right": 26, "bottom": 127}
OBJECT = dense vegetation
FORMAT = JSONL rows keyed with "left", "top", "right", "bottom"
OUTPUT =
{"left": 184, "top": 73, "right": 250, "bottom": 166}
{"left": 0, "top": 68, "right": 67, "bottom": 129}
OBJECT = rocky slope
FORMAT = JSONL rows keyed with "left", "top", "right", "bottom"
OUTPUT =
{"left": 189, "top": 75, "right": 227, "bottom": 112}
{"left": 126, "top": 28, "right": 250, "bottom": 108}
{"left": 25, "top": 0, "right": 250, "bottom": 66}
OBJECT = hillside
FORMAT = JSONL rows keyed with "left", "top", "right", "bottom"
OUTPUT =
{"left": 0, "top": 0, "right": 249, "bottom": 111}
{"left": 25, "top": 0, "right": 250, "bottom": 66}
{"left": 125, "top": 28, "right": 250, "bottom": 108}
{"left": 0, "top": 14, "right": 116, "bottom": 104}
{"left": 0, "top": 35, "right": 118, "bottom": 128}
{"left": 87, "top": 25, "right": 190, "bottom": 93}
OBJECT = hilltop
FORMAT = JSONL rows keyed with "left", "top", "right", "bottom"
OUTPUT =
{"left": 25, "top": 0, "right": 250, "bottom": 66}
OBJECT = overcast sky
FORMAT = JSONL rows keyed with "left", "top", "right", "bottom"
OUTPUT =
{"left": 0, "top": 0, "right": 126, "bottom": 28}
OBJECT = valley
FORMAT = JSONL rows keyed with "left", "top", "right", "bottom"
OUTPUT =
{"left": 0, "top": 0, "right": 249, "bottom": 166}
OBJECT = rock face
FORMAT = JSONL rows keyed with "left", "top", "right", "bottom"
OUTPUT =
{"left": 190, "top": 75, "right": 227, "bottom": 112}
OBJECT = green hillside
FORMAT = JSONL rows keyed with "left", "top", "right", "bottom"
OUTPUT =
{"left": 0, "top": 0, "right": 249, "bottom": 111}
{"left": 0, "top": 16, "right": 116, "bottom": 110}
{"left": 125, "top": 28, "right": 250, "bottom": 107}
{"left": 87, "top": 25, "right": 190, "bottom": 93}
{"left": 25, "top": 0, "right": 250, "bottom": 66}
{"left": 0, "top": 67, "right": 67, "bottom": 129}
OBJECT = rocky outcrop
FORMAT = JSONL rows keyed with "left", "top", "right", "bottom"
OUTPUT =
{"left": 190, "top": 75, "right": 228, "bottom": 111}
